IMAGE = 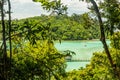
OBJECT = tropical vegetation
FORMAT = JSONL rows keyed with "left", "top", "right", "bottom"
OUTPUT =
{"left": 0, "top": 0, "right": 120, "bottom": 79}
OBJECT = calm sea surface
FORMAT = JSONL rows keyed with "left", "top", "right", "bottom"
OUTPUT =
{"left": 55, "top": 40, "right": 110, "bottom": 71}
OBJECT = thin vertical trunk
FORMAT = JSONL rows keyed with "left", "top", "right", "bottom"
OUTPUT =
{"left": 90, "top": 0, "right": 118, "bottom": 78}
{"left": 110, "top": 23, "right": 114, "bottom": 35}
{"left": 8, "top": 0, "right": 12, "bottom": 79}
{"left": 1, "top": 0, "right": 7, "bottom": 79}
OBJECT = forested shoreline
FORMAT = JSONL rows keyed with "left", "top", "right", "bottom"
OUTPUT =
{"left": 10, "top": 13, "right": 100, "bottom": 41}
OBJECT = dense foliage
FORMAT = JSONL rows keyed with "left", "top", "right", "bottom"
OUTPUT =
{"left": 10, "top": 40, "right": 66, "bottom": 80}
{"left": 63, "top": 32, "right": 120, "bottom": 80}
{"left": 99, "top": 0, "right": 120, "bottom": 35}
{"left": 0, "top": 0, "right": 120, "bottom": 79}
{"left": 11, "top": 14, "right": 100, "bottom": 40}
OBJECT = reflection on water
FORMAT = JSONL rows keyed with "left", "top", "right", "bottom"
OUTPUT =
{"left": 55, "top": 40, "right": 110, "bottom": 71}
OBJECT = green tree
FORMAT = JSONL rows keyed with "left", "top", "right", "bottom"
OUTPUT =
{"left": 110, "top": 32, "right": 120, "bottom": 50}
{"left": 99, "top": 0, "right": 120, "bottom": 35}
{"left": 70, "top": 0, "right": 120, "bottom": 78}
{"left": 63, "top": 32, "right": 120, "bottom": 79}
{"left": 65, "top": 49, "right": 120, "bottom": 79}
{"left": 11, "top": 39, "right": 66, "bottom": 80}
{"left": 33, "top": 0, "right": 67, "bottom": 15}
{"left": 0, "top": 0, "right": 8, "bottom": 79}
{"left": 83, "top": 0, "right": 118, "bottom": 78}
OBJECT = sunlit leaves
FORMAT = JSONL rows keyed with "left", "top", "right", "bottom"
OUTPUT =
{"left": 12, "top": 19, "right": 53, "bottom": 45}
{"left": 33, "top": 0, "right": 67, "bottom": 15}
{"left": 63, "top": 32, "right": 120, "bottom": 79}
{"left": 12, "top": 40, "right": 66, "bottom": 79}
{"left": 99, "top": 0, "right": 120, "bottom": 35}
{"left": 110, "top": 32, "right": 120, "bottom": 49}
{"left": 64, "top": 49, "right": 120, "bottom": 79}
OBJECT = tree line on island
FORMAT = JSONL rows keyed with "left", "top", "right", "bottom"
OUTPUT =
{"left": 10, "top": 13, "right": 100, "bottom": 41}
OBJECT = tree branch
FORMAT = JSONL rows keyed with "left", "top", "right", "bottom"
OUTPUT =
{"left": 90, "top": 0, "right": 119, "bottom": 78}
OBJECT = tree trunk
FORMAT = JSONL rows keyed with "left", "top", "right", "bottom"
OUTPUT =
{"left": 90, "top": 0, "right": 119, "bottom": 78}
{"left": 1, "top": 0, "right": 7, "bottom": 79}
{"left": 110, "top": 23, "right": 114, "bottom": 35}
{"left": 8, "top": 0, "right": 12, "bottom": 79}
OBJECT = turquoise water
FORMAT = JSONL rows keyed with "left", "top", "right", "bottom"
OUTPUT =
{"left": 55, "top": 40, "right": 110, "bottom": 71}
